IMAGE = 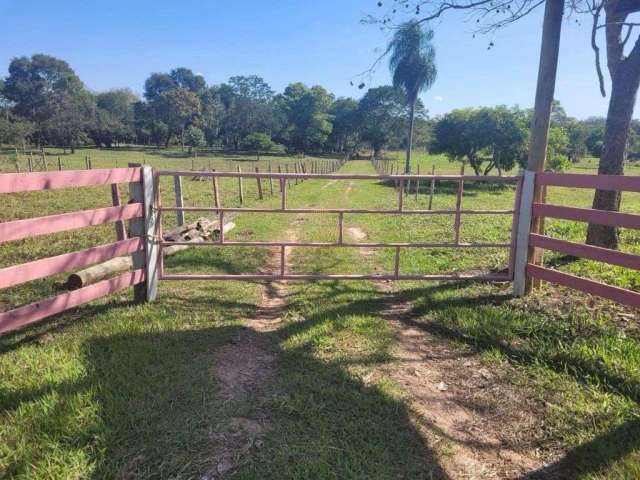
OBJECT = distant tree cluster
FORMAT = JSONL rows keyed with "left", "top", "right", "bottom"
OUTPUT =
{"left": 430, "top": 101, "right": 630, "bottom": 174}
{"left": 0, "top": 54, "right": 432, "bottom": 157}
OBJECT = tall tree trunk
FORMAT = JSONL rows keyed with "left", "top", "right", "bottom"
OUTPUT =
{"left": 405, "top": 100, "right": 416, "bottom": 174}
{"left": 586, "top": 46, "right": 640, "bottom": 248}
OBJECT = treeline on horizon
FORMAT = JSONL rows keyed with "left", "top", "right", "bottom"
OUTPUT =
{"left": 0, "top": 54, "right": 637, "bottom": 174}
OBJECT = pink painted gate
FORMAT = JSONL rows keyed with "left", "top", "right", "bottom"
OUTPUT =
{"left": 157, "top": 169, "right": 521, "bottom": 281}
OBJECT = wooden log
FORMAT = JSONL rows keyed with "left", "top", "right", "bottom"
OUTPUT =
{"left": 67, "top": 256, "right": 133, "bottom": 290}
{"left": 67, "top": 219, "right": 235, "bottom": 289}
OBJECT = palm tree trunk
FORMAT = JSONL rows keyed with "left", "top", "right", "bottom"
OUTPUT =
{"left": 405, "top": 100, "right": 416, "bottom": 174}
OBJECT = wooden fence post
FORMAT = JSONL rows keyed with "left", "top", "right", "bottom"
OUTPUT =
{"left": 428, "top": 165, "right": 435, "bottom": 210}
{"left": 268, "top": 163, "right": 274, "bottom": 195}
{"left": 525, "top": 0, "right": 563, "bottom": 294}
{"left": 255, "top": 167, "right": 263, "bottom": 200}
{"left": 237, "top": 166, "right": 244, "bottom": 204}
{"left": 453, "top": 165, "right": 465, "bottom": 245}
{"left": 111, "top": 184, "right": 127, "bottom": 241}
{"left": 513, "top": 171, "right": 536, "bottom": 297}
{"left": 212, "top": 171, "right": 220, "bottom": 209}
{"left": 174, "top": 175, "right": 185, "bottom": 226}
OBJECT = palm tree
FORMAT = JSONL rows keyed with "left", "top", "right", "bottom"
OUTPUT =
{"left": 389, "top": 21, "right": 437, "bottom": 174}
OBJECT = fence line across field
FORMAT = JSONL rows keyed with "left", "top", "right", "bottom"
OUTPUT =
{"left": 4, "top": 166, "right": 640, "bottom": 336}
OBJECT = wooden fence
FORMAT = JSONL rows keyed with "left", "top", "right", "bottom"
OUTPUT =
{"left": 513, "top": 171, "right": 640, "bottom": 307}
{"left": 0, "top": 166, "right": 157, "bottom": 335}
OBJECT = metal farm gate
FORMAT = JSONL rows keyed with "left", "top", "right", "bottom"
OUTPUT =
{"left": 155, "top": 169, "right": 521, "bottom": 282}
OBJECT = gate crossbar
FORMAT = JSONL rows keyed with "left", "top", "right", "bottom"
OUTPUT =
{"left": 157, "top": 170, "right": 519, "bottom": 282}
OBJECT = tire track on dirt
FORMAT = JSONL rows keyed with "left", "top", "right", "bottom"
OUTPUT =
{"left": 343, "top": 182, "right": 548, "bottom": 479}
{"left": 207, "top": 217, "right": 303, "bottom": 479}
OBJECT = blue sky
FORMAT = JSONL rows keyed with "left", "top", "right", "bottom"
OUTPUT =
{"left": 0, "top": 0, "right": 634, "bottom": 119}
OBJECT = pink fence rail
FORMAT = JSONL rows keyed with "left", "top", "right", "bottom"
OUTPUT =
{"left": 0, "top": 167, "right": 148, "bottom": 335}
{"left": 525, "top": 172, "right": 640, "bottom": 308}
{"left": 158, "top": 170, "right": 520, "bottom": 282}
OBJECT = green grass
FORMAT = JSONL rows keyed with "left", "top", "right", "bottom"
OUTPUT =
{"left": 2, "top": 153, "right": 640, "bottom": 478}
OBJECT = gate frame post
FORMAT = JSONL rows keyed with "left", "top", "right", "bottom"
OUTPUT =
{"left": 513, "top": 170, "right": 536, "bottom": 297}
{"left": 129, "top": 164, "right": 159, "bottom": 302}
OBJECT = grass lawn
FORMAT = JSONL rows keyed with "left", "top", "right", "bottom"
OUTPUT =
{"left": 1, "top": 152, "right": 640, "bottom": 478}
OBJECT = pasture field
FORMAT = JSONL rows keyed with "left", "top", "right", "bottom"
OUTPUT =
{"left": 1, "top": 153, "right": 640, "bottom": 478}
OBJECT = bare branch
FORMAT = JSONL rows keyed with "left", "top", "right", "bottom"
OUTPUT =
{"left": 621, "top": 24, "right": 634, "bottom": 49}
{"left": 596, "top": 22, "right": 640, "bottom": 30}
{"left": 591, "top": 1, "right": 607, "bottom": 97}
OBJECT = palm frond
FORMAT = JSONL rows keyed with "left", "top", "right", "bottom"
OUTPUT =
{"left": 388, "top": 21, "right": 437, "bottom": 102}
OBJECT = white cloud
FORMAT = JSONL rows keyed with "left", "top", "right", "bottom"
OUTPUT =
{"left": 434, "top": 95, "right": 444, "bottom": 102}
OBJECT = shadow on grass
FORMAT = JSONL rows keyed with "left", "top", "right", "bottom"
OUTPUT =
{"left": 5, "top": 276, "right": 639, "bottom": 478}
{"left": 520, "top": 418, "right": 640, "bottom": 479}
{"left": 0, "top": 290, "right": 449, "bottom": 479}
{"left": 381, "top": 282, "right": 640, "bottom": 479}
{"left": 0, "top": 300, "right": 136, "bottom": 354}
{"left": 275, "top": 280, "right": 640, "bottom": 478}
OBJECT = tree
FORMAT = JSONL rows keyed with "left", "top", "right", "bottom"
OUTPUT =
{"left": 156, "top": 88, "right": 201, "bottom": 148}
{"left": 546, "top": 126, "right": 571, "bottom": 171}
{"left": 370, "top": 0, "right": 640, "bottom": 249}
{"left": 228, "top": 75, "right": 274, "bottom": 102}
{"left": 327, "top": 97, "right": 360, "bottom": 154}
{"left": 0, "top": 115, "right": 33, "bottom": 149}
{"left": 584, "top": 117, "right": 606, "bottom": 157}
{"left": 433, "top": 106, "right": 528, "bottom": 175}
{"left": 37, "top": 88, "right": 94, "bottom": 153}
{"left": 388, "top": 20, "right": 437, "bottom": 173}
{"left": 149, "top": 120, "right": 169, "bottom": 148}
{"left": 356, "top": 86, "right": 406, "bottom": 158}
{"left": 3, "top": 54, "right": 94, "bottom": 148}
{"left": 483, "top": 106, "right": 529, "bottom": 174}
{"left": 431, "top": 108, "right": 486, "bottom": 174}
{"left": 170, "top": 68, "right": 206, "bottom": 95}
{"left": 565, "top": 121, "right": 589, "bottom": 162}
{"left": 184, "top": 125, "right": 206, "bottom": 154}
{"left": 276, "top": 83, "right": 333, "bottom": 154}
{"left": 241, "top": 132, "right": 276, "bottom": 160}
{"left": 91, "top": 89, "right": 138, "bottom": 147}
{"left": 219, "top": 76, "right": 278, "bottom": 149}
{"left": 200, "top": 86, "right": 225, "bottom": 146}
